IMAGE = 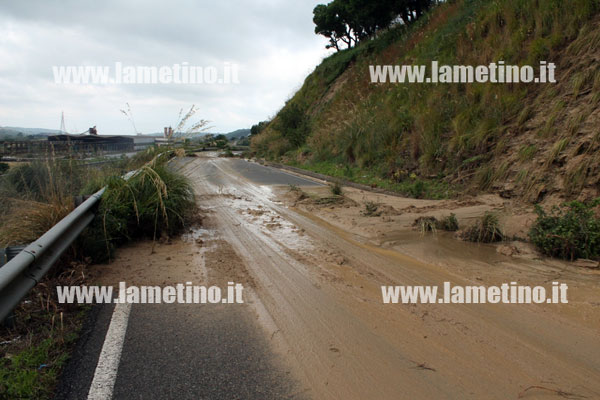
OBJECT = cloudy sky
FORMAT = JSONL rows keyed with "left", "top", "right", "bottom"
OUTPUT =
{"left": 0, "top": 0, "right": 333, "bottom": 134}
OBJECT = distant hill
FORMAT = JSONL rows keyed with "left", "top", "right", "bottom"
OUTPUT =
{"left": 223, "top": 129, "right": 250, "bottom": 140}
{"left": 0, "top": 127, "right": 62, "bottom": 137}
{"left": 188, "top": 128, "right": 251, "bottom": 140}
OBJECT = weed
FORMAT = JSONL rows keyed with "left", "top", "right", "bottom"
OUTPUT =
{"left": 330, "top": 181, "right": 343, "bottom": 196}
{"left": 414, "top": 216, "right": 438, "bottom": 234}
{"left": 0, "top": 267, "right": 88, "bottom": 400}
{"left": 545, "top": 137, "right": 569, "bottom": 167}
{"left": 361, "top": 201, "right": 381, "bottom": 217}
{"left": 288, "top": 184, "right": 307, "bottom": 201}
{"left": 564, "top": 162, "right": 588, "bottom": 196}
{"left": 0, "top": 198, "right": 74, "bottom": 246}
{"left": 0, "top": 338, "right": 67, "bottom": 399}
{"left": 437, "top": 213, "right": 459, "bottom": 231}
{"left": 518, "top": 144, "right": 537, "bottom": 161}
{"left": 462, "top": 212, "right": 504, "bottom": 243}
{"left": 313, "top": 196, "right": 344, "bottom": 205}
{"left": 516, "top": 105, "right": 534, "bottom": 127}
{"left": 475, "top": 165, "right": 495, "bottom": 190}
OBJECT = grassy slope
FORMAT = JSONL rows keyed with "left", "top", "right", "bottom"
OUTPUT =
{"left": 252, "top": 0, "right": 600, "bottom": 202}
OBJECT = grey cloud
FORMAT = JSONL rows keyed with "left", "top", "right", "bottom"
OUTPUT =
{"left": 0, "top": 0, "right": 332, "bottom": 133}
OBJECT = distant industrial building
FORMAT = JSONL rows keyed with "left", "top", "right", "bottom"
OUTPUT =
{"left": 1, "top": 134, "right": 164, "bottom": 158}
{"left": 47, "top": 134, "right": 156, "bottom": 153}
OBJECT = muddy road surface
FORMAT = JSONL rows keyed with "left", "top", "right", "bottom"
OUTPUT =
{"left": 168, "top": 154, "right": 600, "bottom": 400}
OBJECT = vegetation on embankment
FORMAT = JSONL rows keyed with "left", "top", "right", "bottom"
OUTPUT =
{"left": 252, "top": 0, "right": 600, "bottom": 203}
{"left": 80, "top": 155, "right": 195, "bottom": 263}
{"left": 529, "top": 198, "right": 600, "bottom": 261}
{"left": 0, "top": 147, "right": 195, "bottom": 258}
{"left": 0, "top": 267, "right": 89, "bottom": 399}
{"left": 0, "top": 147, "right": 195, "bottom": 399}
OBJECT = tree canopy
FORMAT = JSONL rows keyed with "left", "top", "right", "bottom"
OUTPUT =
{"left": 313, "top": 0, "right": 437, "bottom": 50}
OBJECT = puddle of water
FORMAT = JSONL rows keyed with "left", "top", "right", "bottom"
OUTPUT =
{"left": 182, "top": 226, "right": 217, "bottom": 242}
{"left": 378, "top": 230, "right": 507, "bottom": 263}
{"left": 181, "top": 226, "right": 220, "bottom": 281}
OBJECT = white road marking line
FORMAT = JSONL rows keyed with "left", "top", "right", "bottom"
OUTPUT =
{"left": 87, "top": 302, "right": 132, "bottom": 400}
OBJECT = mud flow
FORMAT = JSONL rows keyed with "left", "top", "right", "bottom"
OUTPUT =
{"left": 95, "top": 154, "right": 600, "bottom": 400}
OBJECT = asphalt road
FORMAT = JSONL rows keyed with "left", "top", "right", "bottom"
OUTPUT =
{"left": 211, "top": 158, "right": 323, "bottom": 187}
{"left": 56, "top": 156, "right": 600, "bottom": 400}
{"left": 54, "top": 158, "right": 319, "bottom": 400}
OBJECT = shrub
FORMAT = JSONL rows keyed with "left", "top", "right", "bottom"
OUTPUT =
{"left": 276, "top": 102, "right": 310, "bottom": 147}
{"left": 462, "top": 212, "right": 504, "bottom": 242}
{"left": 407, "top": 180, "right": 426, "bottom": 199}
{"left": 220, "top": 148, "right": 234, "bottom": 157}
{"left": 529, "top": 199, "right": 600, "bottom": 260}
{"left": 0, "top": 162, "right": 8, "bottom": 174}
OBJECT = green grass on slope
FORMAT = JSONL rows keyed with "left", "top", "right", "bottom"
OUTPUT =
{"left": 253, "top": 0, "right": 600, "bottom": 199}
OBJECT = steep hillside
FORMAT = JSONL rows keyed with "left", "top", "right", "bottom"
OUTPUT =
{"left": 252, "top": 0, "right": 600, "bottom": 202}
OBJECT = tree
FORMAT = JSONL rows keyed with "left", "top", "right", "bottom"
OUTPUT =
{"left": 313, "top": 1, "right": 358, "bottom": 50}
{"left": 313, "top": 0, "right": 437, "bottom": 50}
{"left": 250, "top": 120, "right": 270, "bottom": 136}
{"left": 346, "top": 0, "right": 397, "bottom": 40}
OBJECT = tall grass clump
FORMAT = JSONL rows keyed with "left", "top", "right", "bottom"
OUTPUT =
{"left": 529, "top": 199, "right": 600, "bottom": 260}
{"left": 462, "top": 212, "right": 504, "bottom": 243}
{"left": 437, "top": 213, "right": 459, "bottom": 231}
{"left": 414, "top": 214, "right": 459, "bottom": 233}
{"left": 80, "top": 160, "right": 195, "bottom": 262}
{"left": 415, "top": 216, "right": 438, "bottom": 234}
{"left": 330, "top": 181, "right": 343, "bottom": 196}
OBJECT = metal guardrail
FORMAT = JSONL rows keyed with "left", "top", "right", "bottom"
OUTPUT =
{"left": 0, "top": 150, "right": 175, "bottom": 323}
{"left": 0, "top": 188, "right": 105, "bottom": 322}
